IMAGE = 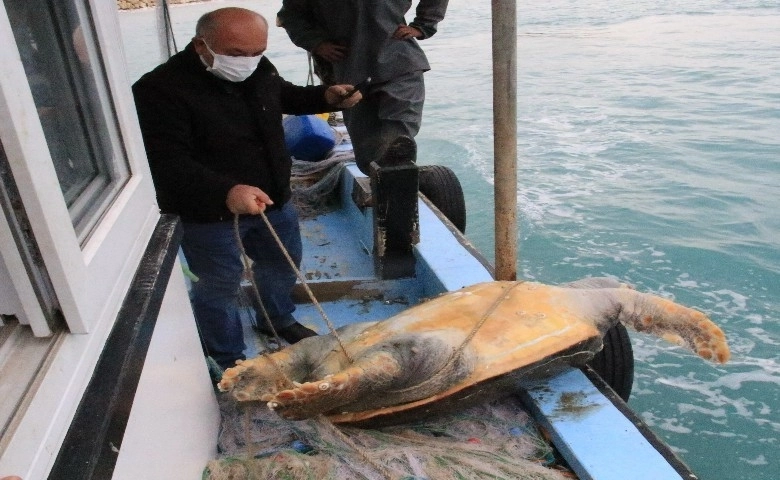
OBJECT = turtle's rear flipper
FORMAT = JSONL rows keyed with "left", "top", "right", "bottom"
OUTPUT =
{"left": 610, "top": 289, "right": 730, "bottom": 364}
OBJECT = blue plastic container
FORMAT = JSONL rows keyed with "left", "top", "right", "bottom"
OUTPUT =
{"left": 283, "top": 114, "right": 337, "bottom": 161}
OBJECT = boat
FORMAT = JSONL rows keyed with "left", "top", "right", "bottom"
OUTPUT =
{"left": 0, "top": 1, "right": 701, "bottom": 479}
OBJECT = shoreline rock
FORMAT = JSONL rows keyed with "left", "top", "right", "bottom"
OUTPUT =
{"left": 117, "top": 0, "right": 208, "bottom": 10}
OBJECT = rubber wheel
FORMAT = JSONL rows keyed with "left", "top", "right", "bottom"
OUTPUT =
{"left": 586, "top": 323, "right": 634, "bottom": 401}
{"left": 418, "top": 165, "right": 467, "bottom": 233}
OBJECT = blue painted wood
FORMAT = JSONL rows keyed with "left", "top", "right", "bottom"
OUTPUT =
{"left": 520, "top": 368, "right": 685, "bottom": 480}
{"left": 299, "top": 208, "right": 375, "bottom": 282}
{"left": 415, "top": 198, "right": 494, "bottom": 296}
{"left": 294, "top": 281, "right": 420, "bottom": 332}
{"left": 341, "top": 165, "right": 374, "bottom": 251}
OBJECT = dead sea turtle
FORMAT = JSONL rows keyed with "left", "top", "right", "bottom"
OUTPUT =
{"left": 219, "top": 278, "right": 729, "bottom": 426}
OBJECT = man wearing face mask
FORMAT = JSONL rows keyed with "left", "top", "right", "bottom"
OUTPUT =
{"left": 132, "top": 7, "right": 361, "bottom": 370}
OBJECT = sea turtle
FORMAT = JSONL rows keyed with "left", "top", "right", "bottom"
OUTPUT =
{"left": 219, "top": 278, "right": 729, "bottom": 426}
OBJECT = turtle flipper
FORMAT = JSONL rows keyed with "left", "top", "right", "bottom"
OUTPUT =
{"left": 218, "top": 352, "right": 298, "bottom": 401}
{"left": 606, "top": 289, "right": 730, "bottom": 364}
{"left": 269, "top": 351, "right": 402, "bottom": 420}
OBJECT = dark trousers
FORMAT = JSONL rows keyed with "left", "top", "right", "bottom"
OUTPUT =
{"left": 344, "top": 70, "right": 425, "bottom": 174}
{"left": 181, "top": 202, "right": 302, "bottom": 368}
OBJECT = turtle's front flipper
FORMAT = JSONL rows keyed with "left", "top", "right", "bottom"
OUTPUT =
{"left": 268, "top": 350, "right": 402, "bottom": 420}
{"left": 219, "top": 334, "right": 340, "bottom": 401}
{"left": 607, "top": 289, "right": 730, "bottom": 364}
{"left": 218, "top": 350, "right": 302, "bottom": 401}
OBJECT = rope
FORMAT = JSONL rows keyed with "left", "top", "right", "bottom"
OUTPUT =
{"left": 232, "top": 215, "right": 284, "bottom": 347}
{"left": 233, "top": 213, "right": 354, "bottom": 362}
{"left": 452, "top": 281, "right": 523, "bottom": 357}
{"left": 306, "top": 52, "right": 316, "bottom": 86}
{"left": 388, "top": 282, "right": 524, "bottom": 397}
{"left": 314, "top": 415, "right": 395, "bottom": 480}
{"left": 260, "top": 350, "right": 296, "bottom": 390}
{"left": 159, "top": 0, "right": 178, "bottom": 57}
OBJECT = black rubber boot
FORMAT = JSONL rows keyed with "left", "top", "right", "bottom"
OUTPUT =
{"left": 378, "top": 135, "right": 417, "bottom": 167}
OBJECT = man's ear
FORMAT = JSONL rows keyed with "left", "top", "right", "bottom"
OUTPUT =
{"left": 193, "top": 37, "right": 207, "bottom": 56}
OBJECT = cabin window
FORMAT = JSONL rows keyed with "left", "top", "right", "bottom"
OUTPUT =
{"left": 0, "top": 0, "right": 163, "bottom": 471}
{"left": 5, "top": 0, "right": 130, "bottom": 243}
{"left": 0, "top": 0, "right": 161, "bottom": 334}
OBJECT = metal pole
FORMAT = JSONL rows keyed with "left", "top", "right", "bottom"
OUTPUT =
{"left": 492, "top": 0, "right": 518, "bottom": 281}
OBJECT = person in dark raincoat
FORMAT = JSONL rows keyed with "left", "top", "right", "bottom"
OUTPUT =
{"left": 277, "top": 0, "right": 449, "bottom": 174}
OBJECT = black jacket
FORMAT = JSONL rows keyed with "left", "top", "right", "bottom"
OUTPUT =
{"left": 132, "top": 43, "right": 332, "bottom": 222}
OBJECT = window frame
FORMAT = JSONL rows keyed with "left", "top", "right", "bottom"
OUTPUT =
{"left": 0, "top": 0, "right": 164, "bottom": 475}
{"left": 0, "top": 0, "right": 160, "bottom": 335}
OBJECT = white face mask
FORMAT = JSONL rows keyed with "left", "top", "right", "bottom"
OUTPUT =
{"left": 202, "top": 41, "right": 263, "bottom": 82}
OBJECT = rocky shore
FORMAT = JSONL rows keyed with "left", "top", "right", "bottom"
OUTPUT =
{"left": 117, "top": 0, "right": 207, "bottom": 10}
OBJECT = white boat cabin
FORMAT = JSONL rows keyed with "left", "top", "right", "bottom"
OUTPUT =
{"left": 0, "top": 1, "right": 219, "bottom": 478}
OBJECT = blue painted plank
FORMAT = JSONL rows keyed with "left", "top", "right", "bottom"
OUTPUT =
{"left": 415, "top": 199, "right": 494, "bottom": 295}
{"left": 299, "top": 208, "right": 375, "bottom": 282}
{"left": 521, "top": 368, "right": 685, "bottom": 480}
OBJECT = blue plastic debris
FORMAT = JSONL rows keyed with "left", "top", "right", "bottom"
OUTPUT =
{"left": 290, "top": 440, "right": 314, "bottom": 454}
{"left": 283, "top": 114, "right": 337, "bottom": 161}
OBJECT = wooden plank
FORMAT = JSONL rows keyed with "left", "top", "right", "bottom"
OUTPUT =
{"left": 519, "top": 368, "right": 692, "bottom": 480}
{"left": 369, "top": 161, "right": 419, "bottom": 279}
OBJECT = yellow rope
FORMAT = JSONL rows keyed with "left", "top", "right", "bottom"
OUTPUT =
{"left": 389, "top": 281, "right": 523, "bottom": 396}
{"left": 453, "top": 281, "right": 523, "bottom": 356}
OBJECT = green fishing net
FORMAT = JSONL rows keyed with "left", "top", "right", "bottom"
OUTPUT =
{"left": 203, "top": 394, "right": 572, "bottom": 480}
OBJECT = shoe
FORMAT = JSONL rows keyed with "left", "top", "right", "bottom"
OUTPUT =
{"left": 378, "top": 135, "right": 417, "bottom": 167}
{"left": 277, "top": 322, "right": 318, "bottom": 344}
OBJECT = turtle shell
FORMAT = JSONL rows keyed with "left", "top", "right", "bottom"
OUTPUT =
{"left": 219, "top": 280, "right": 729, "bottom": 426}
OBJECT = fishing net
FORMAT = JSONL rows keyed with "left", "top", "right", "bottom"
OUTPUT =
{"left": 204, "top": 393, "right": 573, "bottom": 480}
{"left": 290, "top": 124, "right": 353, "bottom": 219}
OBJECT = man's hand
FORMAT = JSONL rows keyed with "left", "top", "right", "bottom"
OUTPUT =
{"left": 392, "top": 25, "right": 423, "bottom": 40}
{"left": 313, "top": 42, "right": 347, "bottom": 63}
{"left": 226, "top": 184, "right": 273, "bottom": 215}
{"left": 325, "top": 85, "right": 362, "bottom": 108}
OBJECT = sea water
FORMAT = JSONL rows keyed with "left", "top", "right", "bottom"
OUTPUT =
{"left": 119, "top": 1, "right": 779, "bottom": 479}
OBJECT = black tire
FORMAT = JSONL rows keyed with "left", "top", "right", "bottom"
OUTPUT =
{"left": 418, "top": 165, "right": 467, "bottom": 233}
{"left": 586, "top": 323, "right": 634, "bottom": 401}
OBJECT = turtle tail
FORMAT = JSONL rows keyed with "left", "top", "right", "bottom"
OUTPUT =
{"left": 610, "top": 289, "right": 730, "bottom": 364}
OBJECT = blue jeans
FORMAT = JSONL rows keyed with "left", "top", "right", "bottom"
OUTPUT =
{"left": 181, "top": 202, "right": 302, "bottom": 368}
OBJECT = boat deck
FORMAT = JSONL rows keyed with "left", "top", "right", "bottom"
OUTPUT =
{"left": 242, "top": 177, "right": 429, "bottom": 357}
{"left": 293, "top": 206, "right": 427, "bottom": 332}
{"left": 233, "top": 163, "right": 695, "bottom": 480}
